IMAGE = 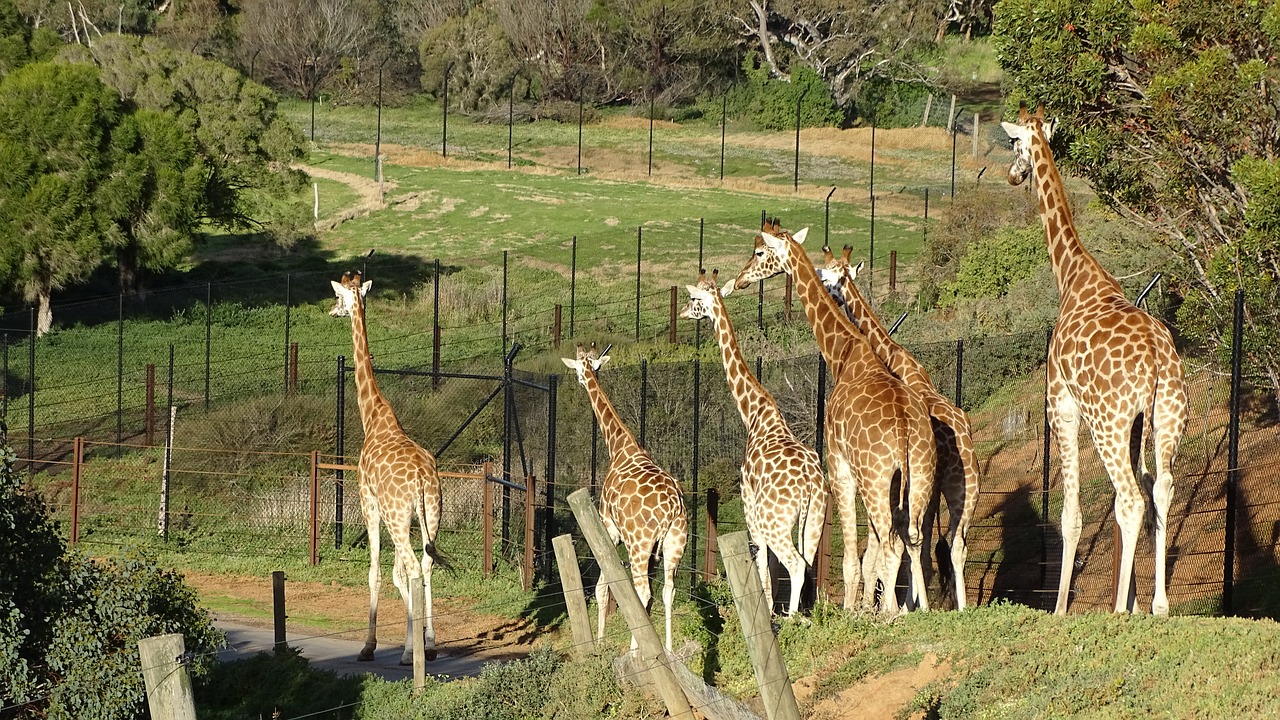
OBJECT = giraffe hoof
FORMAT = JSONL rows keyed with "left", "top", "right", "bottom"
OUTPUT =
{"left": 425, "top": 648, "right": 438, "bottom": 662}
{"left": 357, "top": 647, "right": 375, "bottom": 662}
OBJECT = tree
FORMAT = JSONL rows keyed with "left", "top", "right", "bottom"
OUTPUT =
{"left": 0, "top": 0, "right": 57, "bottom": 75}
{"left": 994, "top": 0, "right": 1280, "bottom": 398}
{"left": 63, "top": 34, "right": 309, "bottom": 279}
{"left": 0, "top": 62, "right": 116, "bottom": 335}
{"left": 727, "top": 0, "right": 940, "bottom": 108}
{"left": 238, "top": 0, "right": 380, "bottom": 101}
{"left": 419, "top": 3, "right": 517, "bottom": 111}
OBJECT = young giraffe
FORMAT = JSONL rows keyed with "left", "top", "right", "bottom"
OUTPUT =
{"left": 331, "top": 272, "right": 447, "bottom": 664}
{"left": 561, "top": 343, "right": 688, "bottom": 650}
{"left": 679, "top": 268, "right": 828, "bottom": 615}
{"left": 818, "top": 246, "right": 979, "bottom": 610}
{"left": 726, "top": 222, "right": 936, "bottom": 613}
{"left": 1002, "top": 104, "right": 1188, "bottom": 615}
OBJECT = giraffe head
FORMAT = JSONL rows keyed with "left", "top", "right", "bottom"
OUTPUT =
{"left": 817, "top": 244, "right": 864, "bottom": 311}
{"left": 330, "top": 272, "right": 372, "bottom": 317}
{"left": 678, "top": 268, "right": 726, "bottom": 321}
{"left": 560, "top": 342, "right": 611, "bottom": 387}
{"left": 1001, "top": 102, "right": 1057, "bottom": 186}
{"left": 724, "top": 218, "right": 809, "bottom": 295}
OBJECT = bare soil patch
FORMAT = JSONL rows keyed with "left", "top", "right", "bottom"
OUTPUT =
{"left": 795, "top": 653, "right": 950, "bottom": 720}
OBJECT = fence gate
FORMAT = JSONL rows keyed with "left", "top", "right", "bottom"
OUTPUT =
{"left": 335, "top": 349, "right": 557, "bottom": 582}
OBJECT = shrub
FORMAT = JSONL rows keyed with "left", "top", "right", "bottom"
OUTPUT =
{"left": 0, "top": 428, "right": 222, "bottom": 720}
{"left": 943, "top": 225, "right": 1047, "bottom": 304}
{"left": 728, "top": 53, "right": 844, "bottom": 131}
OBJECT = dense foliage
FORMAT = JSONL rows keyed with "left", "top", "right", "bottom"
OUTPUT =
{"left": 994, "top": 0, "right": 1280, "bottom": 395}
{"left": 0, "top": 429, "right": 222, "bottom": 720}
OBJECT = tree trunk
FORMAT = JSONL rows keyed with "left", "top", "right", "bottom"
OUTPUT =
{"left": 36, "top": 288, "right": 53, "bottom": 337}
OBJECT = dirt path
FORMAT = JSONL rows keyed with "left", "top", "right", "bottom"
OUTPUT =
{"left": 302, "top": 164, "right": 398, "bottom": 231}
{"left": 186, "top": 572, "right": 538, "bottom": 666}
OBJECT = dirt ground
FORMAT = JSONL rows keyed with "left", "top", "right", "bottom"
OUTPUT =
{"left": 185, "top": 572, "right": 538, "bottom": 664}
{"left": 794, "top": 653, "right": 951, "bottom": 720}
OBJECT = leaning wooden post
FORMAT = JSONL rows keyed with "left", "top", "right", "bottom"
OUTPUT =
{"left": 720, "top": 531, "right": 801, "bottom": 720}
{"left": 412, "top": 580, "right": 426, "bottom": 694}
{"left": 567, "top": 488, "right": 693, "bottom": 719}
{"left": 138, "top": 633, "right": 197, "bottom": 720}
{"left": 552, "top": 534, "right": 594, "bottom": 654}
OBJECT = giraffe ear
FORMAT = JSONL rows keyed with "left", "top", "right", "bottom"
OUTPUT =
{"left": 853, "top": 260, "right": 865, "bottom": 278}
{"left": 360, "top": 281, "right": 372, "bottom": 297}
{"left": 594, "top": 354, "right": 611, "bottom": 370}
{"left": 1001, "top": 121, "right": 1031, "bottom": 142}
{"left": 560, "top": 357, "right": 579, "bottom": 370}
{"left": 1044, "top": 117, "right": 1058, "bottom": 142}
{"left": 792, "top": 227, "right": 809, "bottom": 244}
{"left": 330, "top": 280, "right": 346, "bottom": 297}
{"left": 685, "top": 284, "right": 706, "bottom": 299}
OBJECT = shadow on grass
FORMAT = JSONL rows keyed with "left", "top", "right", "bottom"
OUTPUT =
{"left": 196, "top": 645, "right": 363, "bottom": 720}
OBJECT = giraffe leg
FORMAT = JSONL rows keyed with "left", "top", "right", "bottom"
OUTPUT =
{"left": 1051, "top": 390, "right": 1083, "bottom": 615}
{"left": 360, "top": 503, "right": 382, "bottom": 661}
{"left": 419, "top": 524, "right": 439, "bottom": 661}
{"left": 877, "top": 527, "right": 905, "bottom": 616}
{"left": 1098, "top": 430, "right": 1145, "bottom": 614}
{"left": 827, "top": 454, "right": 861, "bottom": 610}
{"left": 862, "top": 526, "right": 881, "bottom": 611}
{"left": 627, "top": 545, "right": 654, "bottom": 652}
{"left": 386, "top": 522, "right": 418, "bottom": 666}
{"left": 661, "top": 521, "right": 687, "bottom": 652}
{"left": 596, "top": 513, "right": 623, "bottom": 644}
{"left": 768, "top": 515, "right": 809, "bottom": 616}
{"left": 947, "top": 435, "right": 977, "bottom": 611}
{"left": 755, "top": 536, "right": 774, "bottom": 614}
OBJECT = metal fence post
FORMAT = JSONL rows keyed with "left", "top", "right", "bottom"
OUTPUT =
{"left": 310, "top": 450, "right": 319, "bottom": 565}
{"left": 1040, "top": 329, "right": 1053, "bottom": 595}
{"left": 283, "top": 274, "right": 292, "bottom": 394}
{"left": 335, "top": 355, "right": 346, "bottom": 549}
{"left": 145, "top": 364, "right": 156, "bottom": 445}
{"left": 955, "top": 338, "right": 965, "bottom": 408}
{"left": 502, "top": 351, "right": 513, "bottom": 555}
{"left": 690, "top": 358, "right": 700, "bottom": 580}
{"left": 1225, "top": 289, "right": 1245, "bottom": 614}
{"left": 204, "top": 283, "right": 211, "bottom": 411}
{"left": 703, "top": 487, "right": 719, "bottom": 579}
{"left": 544, "top": 374, "right": 558, "bottom": 581}
{"left": 433, "top": 258, "right": 441, "bottom": 389}
{"left": 116, "top": 293, "right": 123, "bottom": 448}
{"left": 815, "top": 355, "right": 829, "bottom": 591}
{"left": 569, "top": 237, "right": 577, "bottom": 338}
{"left": 639, "top": 358, "right": 649, "bottom": 447}
{"left": 635, "top": 226, "right": 643, "bottom": 340}
{"left": 27, "top": 306, "right": 34, "bottom": 469}
{"left": 502, "top": 251, "right": 509, "bottom": 355}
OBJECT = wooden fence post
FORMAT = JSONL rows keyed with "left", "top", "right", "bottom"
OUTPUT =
{"left": 567, "top": 488, "right": 694, "bottom": 718}
{"left": 289, "top": 342, "right": 299, "bottom": 395}
{"left": 272, "top": 571, "right": 286, "bottom": 651}
{"left": 412, "top": 580, "right": 426, "bottom": 694}
{"left": 71, "top": 437, "right": 83, "bottom": 545}
{"left": 309, "top": 450, "right": 320, "bottom": 566}
{"left": 138, "top": 633, "right": 197, "bottom": 720}
{"left": 523, "top": 474, "right": 537, "bottom": 591}
{"left": 889, "top": 250, "right": 898, "bottom": 292}
{"left": 552, "top": 534, "right": 594, "bottom": 654}
{"left": 482, "top": 463, "right": 494, "bottom": 577}
{"left": 720, "top": 531, "right": 801, "bottom": 720}
{"left": 554, "top": 304, "right": 563, "bottom": 348}
{"left": 703, "top": 488, "right": 719, "bottom": 580}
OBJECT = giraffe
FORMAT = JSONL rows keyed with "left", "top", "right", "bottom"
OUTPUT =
{"left": 560, "top": 343, "right": 688, "bottom": 650}
{"left": 679, "top": 268, "right": 828, "bottom": 615}
{"left": 1002, "top": 103, "right": 1188, "bottom": 615}
{"left": 331, "top": 272, "right": 447, "bottom": 664}
{"left": 725, "top": 221, "right": 936, "bottom": 613}
{"left": 817, "top": 247, "right": 979, "bottom": 610}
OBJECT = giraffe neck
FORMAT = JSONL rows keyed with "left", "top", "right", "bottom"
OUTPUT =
{"left": 347, "top": 297, "right": 394, "bottom": 436}
{"left": 786, "top": 246, "right": 878, "bottom": 378}
{"left": 1031, "top": 134, "right": 1123, "bottom": 303}
{"left": 836, "top": 275, "right": 898, "bottom": 365}
{"left": 708, "top": 296, "right": 783, "bottom": 432}
{"left": 582, "top": 369, "right": 641, "bottom": 461}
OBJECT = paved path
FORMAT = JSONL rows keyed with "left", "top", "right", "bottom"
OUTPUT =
{"left": 214, "top": 620, "right": 493, "bottom": 682}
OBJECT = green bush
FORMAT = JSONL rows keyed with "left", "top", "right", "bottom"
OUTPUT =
{"left": 196, "top": 645, "right": 362, "bottom": 720}
{"left": 728, "top": 53, "right": 844, "bottom": 131}
{"left": 0, "top": 430, "right": 222, "bottom": 720}
{"left": 943, "top": 225, "right": 1047, "bottom": 303}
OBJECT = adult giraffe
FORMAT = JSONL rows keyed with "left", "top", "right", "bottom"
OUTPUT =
{"left": 680, "top": 268, "right": 827, "bottom": 615}
{"left": 726, "top": 221, "right": 936, "bottom": 613}
{"left": 1002, "top": 103, "right": 1188, "bottom": 615}
{"left": 819, "top": 247, "right": 979, "bottom": 610}
{"left": 331, "top": 272, "right": 448, "bottom": 664}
